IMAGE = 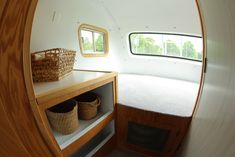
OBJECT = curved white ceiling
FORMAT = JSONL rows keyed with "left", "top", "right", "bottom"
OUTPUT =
{"left": 96, "top": 0, "right": 201, "bottom": 35}
{"left": 31, "top": 0, "right": 202, "bottom": 82}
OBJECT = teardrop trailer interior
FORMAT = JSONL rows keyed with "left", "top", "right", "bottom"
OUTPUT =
{"left": 1, "top": 0, "right": 235, "bottom": 157}
{"left": 29, "top": 0, "right": 204, "bottom": 156}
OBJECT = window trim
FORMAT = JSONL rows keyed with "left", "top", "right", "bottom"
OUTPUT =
{"left": 78, "top": 24, "right": 109, "bottom": 57}
{"left": 129, "top": 32, "right": 202, "bottom": 62}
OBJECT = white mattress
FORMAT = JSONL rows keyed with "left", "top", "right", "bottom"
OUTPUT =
{"left": 117, "top": 74, "right": 199, "bottom": 117}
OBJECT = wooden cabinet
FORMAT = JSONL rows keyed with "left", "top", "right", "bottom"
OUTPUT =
{"left": 117, "top": 105, "right": 191, "bottom": 157}
{"left": 34, "top": 70, "right": 117, "bottom": 156}
{"left": 1, "top": 2, "right": 117, "bottom": 156}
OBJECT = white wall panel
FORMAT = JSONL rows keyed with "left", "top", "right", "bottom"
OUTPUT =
{"left": 31, "top": 0, "right": 122, "bottom": 72}
{"left": 177, "top": 0, "right": 235, "bottom": 156}
{"left": 31, "top": 0, "right": 202, "bottom": 82}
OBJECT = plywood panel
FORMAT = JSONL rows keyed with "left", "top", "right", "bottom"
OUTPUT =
{"left": 117, "top": 105, "right": 191, "bottom": 157}
{"left": 0, "top": 0, "right": 6, "bottom": 16}
{"left": 0, "top": 103, "right": 31, "bottom": 157}
{"left": 0, "top": 0, "right": 54, "bottom": 156}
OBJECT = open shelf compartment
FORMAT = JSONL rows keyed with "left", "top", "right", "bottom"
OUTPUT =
{"left": 48, "top": 82, "right": 114, "bottom": 150}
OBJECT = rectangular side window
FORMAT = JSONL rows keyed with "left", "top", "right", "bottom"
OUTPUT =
{"left": 129, "top": 33, "right": 202, "bottom": 61}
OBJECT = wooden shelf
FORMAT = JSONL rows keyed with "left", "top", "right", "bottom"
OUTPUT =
{"left": 54, "top": 111, "right": 113, "bottom": 150}
{"left": 33, "top": 70, "right": 117, "bottom": 156}
{"left": 34, "top": 70, "right": 116, "bottom": 109}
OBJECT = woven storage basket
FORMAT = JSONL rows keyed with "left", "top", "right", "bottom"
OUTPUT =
{"left": 75, "top": 92, "right": 101, "bottom": 120}
{"left": 31, "top": 48, "right": 76, "bottom": 82}
{"left": 46, "top": 99, "right": 79, "bottom": 135}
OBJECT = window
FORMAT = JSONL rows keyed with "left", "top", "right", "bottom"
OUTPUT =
{"left": 78, "top": 24, "right": 108, "bottom": 57}
{"left": 129, "top": 33, "right": 203, "bottom": 61}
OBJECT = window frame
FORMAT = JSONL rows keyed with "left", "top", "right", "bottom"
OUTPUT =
{"left": 78, "top": 24, "right": 109, "bottom": 57}
{"left": 129, "top": 32, "right": 202, "bottom": 62}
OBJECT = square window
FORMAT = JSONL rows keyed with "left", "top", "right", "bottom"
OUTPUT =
{"left": 78, "top": 24, "right": 108, "bottom": 57}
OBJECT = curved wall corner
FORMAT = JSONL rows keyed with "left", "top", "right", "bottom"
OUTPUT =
{"left": 177, "top": 0, "right": 235, "bottom": 156}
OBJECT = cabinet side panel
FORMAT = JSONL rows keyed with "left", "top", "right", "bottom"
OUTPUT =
{"left": 0, "top": 0, "right": 54, "bottom": 156}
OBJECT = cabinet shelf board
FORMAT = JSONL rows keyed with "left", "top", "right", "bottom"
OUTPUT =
{"left": 53, "top": 111, "right": 113, "bottom": 149}
{"left": 34, "top": 70, "right": 116, "bottom": 108}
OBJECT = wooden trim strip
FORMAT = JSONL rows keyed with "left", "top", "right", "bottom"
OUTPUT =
{"left": 192, "top": 0, "right": 207, "bottom": 117}
{"left": 0, "top": 0, "right": 55, "bottom": 156}
{"left": 22, "top": 0, "right": 62, "bottom": 156}
{"left": 38, "top": 77, "right": 115, "bottom": 110}
{"left": 36, "top": 72, "right": 116, "bottom": 98}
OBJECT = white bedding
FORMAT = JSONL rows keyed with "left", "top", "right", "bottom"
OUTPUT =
{"left": 117, "top": 74, "right": 199, "bottom": 117}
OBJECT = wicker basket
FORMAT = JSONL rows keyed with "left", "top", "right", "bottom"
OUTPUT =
{"left": 76, "top": 92, "right": 101, "bottom": 120}
{"left": 31, "top": 48, "right": 76, "bottom": 82}
{"left": 46, "top": 99, "right": 79, "bottom": 135}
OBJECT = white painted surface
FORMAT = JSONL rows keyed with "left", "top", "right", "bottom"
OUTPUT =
{"left": 118, "top": 74, "right": 199, "bottom": 117}
{"left": 177, "top": 0, "right": 235, "bottom": 156}
{"left": 31, "top": 0, "right": 202, "bottom": 82}
{"left": 93, "top": 83, "right": 114, "bottom": 113}
{"left": 99, "top": 0, "right": 203, "bottom": 82}
{"left": 34, "top": 71, "right": 106, "bottom": 96}
{"left": 31, "top": 0, "right": 121, "bottom": 72}
{"left": 54, "top": 111, "right": 112, "bottom": 149}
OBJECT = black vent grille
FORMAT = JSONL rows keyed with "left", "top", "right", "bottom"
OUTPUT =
{"left": 127, "top": 122, "right": 170, "bottom": 151}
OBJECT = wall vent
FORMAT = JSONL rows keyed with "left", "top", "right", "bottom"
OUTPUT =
{"left": 127, "top": 122, "right": 170, "bottom": 151}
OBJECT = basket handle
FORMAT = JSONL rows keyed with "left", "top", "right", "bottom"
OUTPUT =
{"left": 96, "top": 97, "right": 101, "bottom": 107}
{"left": 89, "top": 96, "right": 101, "bottom": 107}
{"left": 45, "top": 50, "right": 58, "bottom": 58}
